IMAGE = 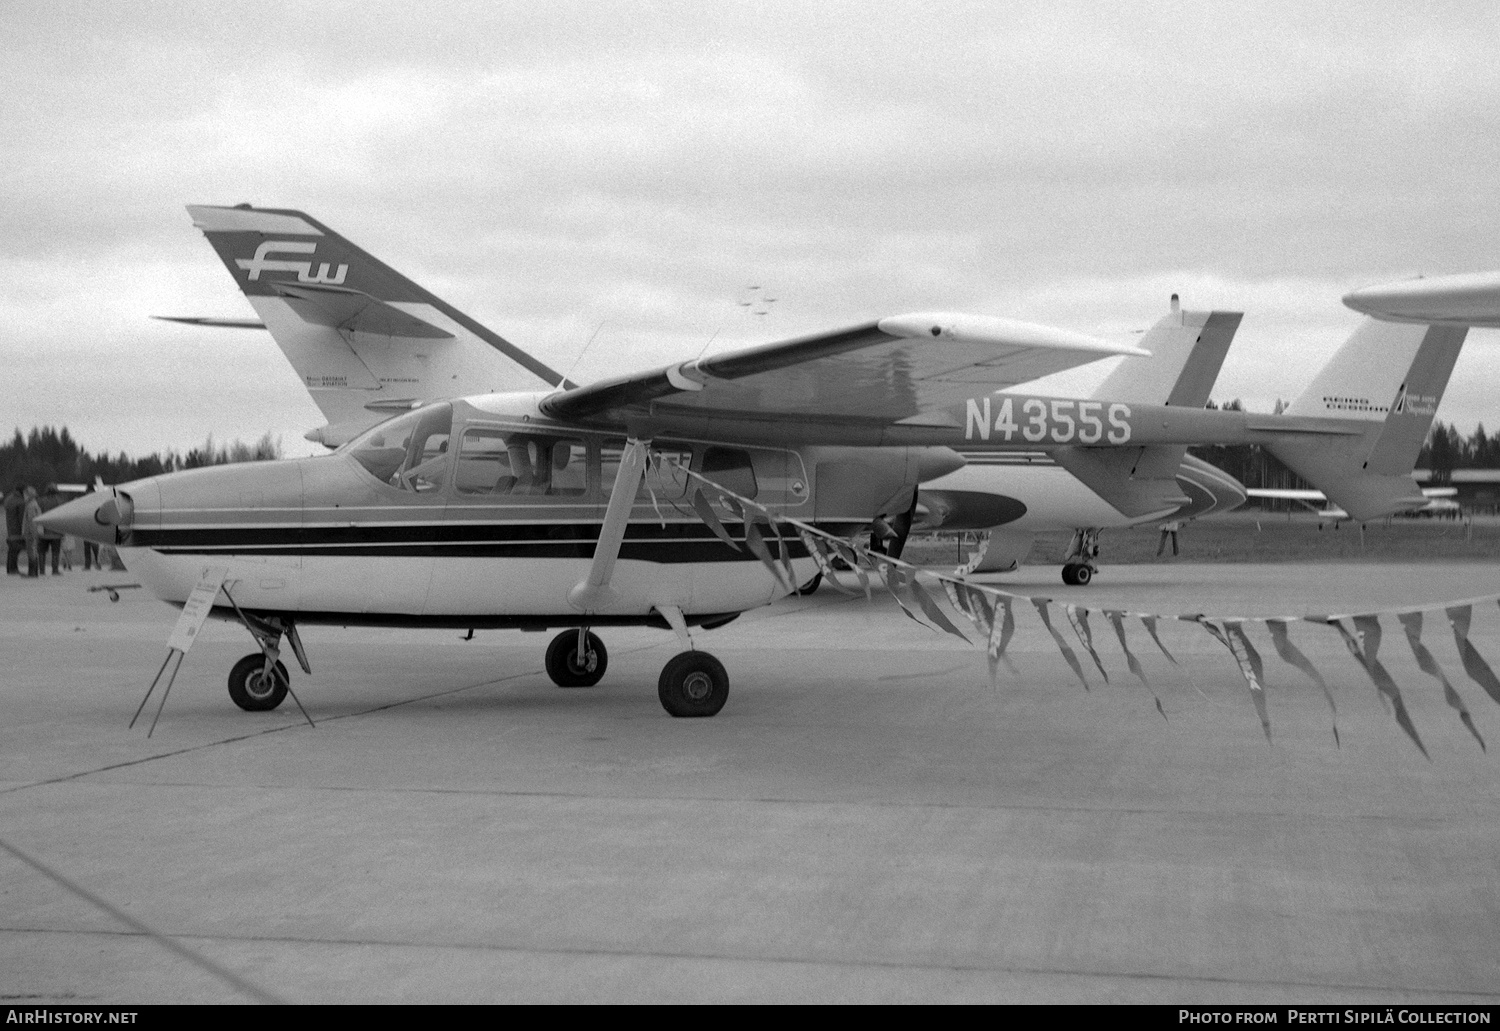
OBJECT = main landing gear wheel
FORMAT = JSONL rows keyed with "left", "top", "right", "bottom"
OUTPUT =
{"left": 545, "top": 630, "right": 608, "bottom": 687}
{"left": 228, "top": 653, "right": 289, "bottom": 712}
{"left": 1061, "top": 562, "right": 1094, "bottom": 586}
{"left": 658, "top": 651, "right": 729, "bottom": 718}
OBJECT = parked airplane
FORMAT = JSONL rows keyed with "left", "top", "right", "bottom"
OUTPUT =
{"left": 913, "top": 301, "right": 1247, "bottom": 582}
{"left": 47, "top": 206, "right": 1475, "bottom": 721}
{"left": 162, "top": 207, "right": 1248, "bottom": 585}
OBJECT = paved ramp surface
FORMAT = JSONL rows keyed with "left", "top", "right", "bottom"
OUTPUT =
{"left": 2, "top": 564, "right": 1499, "bottom": 1004}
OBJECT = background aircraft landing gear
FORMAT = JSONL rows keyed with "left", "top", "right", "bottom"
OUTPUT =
{"left": 1061, "top": 562, "right": 1093, "bottom": 586}
{"left": 228, "top": 653, "right": 289, "bottom": 711}
{"left": 545, "top": 629, "right": 608, "bottom": 687}
{"left": 658, "top": 651, "right": 729, "bottom": 717}
{"left": 1060, "top": 527, "right": 1101, "bottom": 586}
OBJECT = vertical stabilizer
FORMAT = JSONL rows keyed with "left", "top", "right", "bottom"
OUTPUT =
{"left": 1271, "top": 318, "right": 1468, "bottom": 519}
{"left": 1091, "top": 306, "right": 1241, "bottom": 407}
{"left": 186, "top": 205, "right": 567, "bottom": 446}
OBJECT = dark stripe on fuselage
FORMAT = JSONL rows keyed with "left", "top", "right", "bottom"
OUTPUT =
{"left": 133, "top": 520, "right": 814, "bottom": 563}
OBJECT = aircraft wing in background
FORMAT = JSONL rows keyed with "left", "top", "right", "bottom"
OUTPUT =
{"left": 1248, "top": 485, "right": 1458, "bottom": 520}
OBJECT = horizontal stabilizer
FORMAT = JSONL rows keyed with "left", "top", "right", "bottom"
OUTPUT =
{"left": 153, "top": 316, "right": 266, "bottom": 330}
{"left": 270, "top": 281, "right": 455, "bottom": 340}
{"left": 1052, "top": 447, "right": 1190, "bottom": 519}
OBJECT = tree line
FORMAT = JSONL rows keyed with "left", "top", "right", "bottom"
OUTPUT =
{"left": 2, "top": 426, "right": 283, "bottom": 494}
{"left": 4, "top": 410, "right": 1493, "bottom": 498}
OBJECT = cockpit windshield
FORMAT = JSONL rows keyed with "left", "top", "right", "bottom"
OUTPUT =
{"left": 341, "top": 403, "right": 454, "bottom": 492}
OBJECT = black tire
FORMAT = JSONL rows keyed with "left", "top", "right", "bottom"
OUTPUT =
{"left": 228, "top": 653, "right": 289, "bottom": 712}
{"left": 795, "top": 571, "right": 823, "bottom": 596}
{"left": 545, "top": 629, "right": 607, "bottom": 687}
{"left": 658, "top": 651, "right": 729, "bottom": 718}
{"left": 1073, "top": 563, "right": 1093, "bottom": 586}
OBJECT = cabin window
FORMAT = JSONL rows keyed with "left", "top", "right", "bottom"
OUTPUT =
{"left": 455, "top": 427, "right": 586, "bottom": 497}
{"left": 699, "top": 446, "right": 757, "bottom": 499}
{"left": 346, "top": 403, "right": 453, "bottom": 492}
{"left": 600, "top": 442, "right": 692, "bottom": 500}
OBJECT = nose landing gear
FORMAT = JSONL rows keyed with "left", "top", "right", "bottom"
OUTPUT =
{"left": 1061, "top": 528, "right": 1101, "bottom": 586}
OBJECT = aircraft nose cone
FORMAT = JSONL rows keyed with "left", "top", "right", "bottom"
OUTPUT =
{"left": 36, "top": 490, "right": 131, "bottom": 546}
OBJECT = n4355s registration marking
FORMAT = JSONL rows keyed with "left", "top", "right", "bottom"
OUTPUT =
{"left": 964, "top": 397, "right": 1132, "bottom": 444}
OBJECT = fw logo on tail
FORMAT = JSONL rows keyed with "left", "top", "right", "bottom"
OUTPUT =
{"left": 236, "top": 241, "right": 348, "bottom": 285}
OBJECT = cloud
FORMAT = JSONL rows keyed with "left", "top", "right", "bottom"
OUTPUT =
{"left": 4, "top": 1, "right": 1500, "bottom": 455}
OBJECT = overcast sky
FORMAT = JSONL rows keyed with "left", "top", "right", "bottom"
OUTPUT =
{"left": 5, "top": 0, "right": 1500, "bottom": 459}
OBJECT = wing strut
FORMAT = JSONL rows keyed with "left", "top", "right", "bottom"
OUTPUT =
{"left": 568, "top": 437, "right": 651, "bottom": 612}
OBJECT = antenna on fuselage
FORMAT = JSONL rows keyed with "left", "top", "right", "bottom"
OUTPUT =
{"left": 559, "top": 321, "right": 609, "bottom": 390}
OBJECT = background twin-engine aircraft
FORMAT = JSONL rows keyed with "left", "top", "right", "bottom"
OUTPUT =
{"left": 42, "top": 204, "right": 1484, "bottom": 720}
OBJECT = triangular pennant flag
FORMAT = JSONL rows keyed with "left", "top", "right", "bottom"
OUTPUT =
{"left": 1199, "top": 619, "right": 1271, "bottom": 742}
{"left": 1226, "top": 620, "right": 1266, "bottom": 686}
{"left": 692, "top": 489, "right": 742, "bottom": 552}
{"left": 1065, "top": 605, "right": 1109, "bottom": 683}
{"left": 769, "top": 519, "right": 798, "bottom": 588}
{"left": 1033, "top": 598, "right": 1088, "bottom": 689}
{"left": 909, "top": 574, "right": 971, "bottom": 642}
{"left": 993, "top": 592, "right": 1016, "bottom": 664}
{"left": 1330, "top": 618, "right": 1429, "bottom": 760}
{"left": 1398, "top": 611, "right": 1484, "bottom": 751}
{"left": 951, "top": 585, "right": 999, "bottom": 683}
{"left": 1265, "top": 619, "right": 1339, "bottom": 747}
{"left": 1447, "top": 604, "right": 1500, "bottom": 706}
{"left": 958, "top": 534, "right": 990, "bottom": 575}
{"left": 830, "top": 540, "right": 872, "bottom": 601}
{"left": 878, "top": 562, "right": 927, "bottom": 629}
{"left": 942, "top": 579, "right": 973, "bottom": 621}
{"left": 799, "top": 530, "right": 858, "bottom": 596}
{"left": 1140, "top": 615, "right": 1178, "bottom": 665}
{"left": 743, "top": 519, "right": 790, "bottom": 592}
{"left": 1106, "top": 610, "right": 1166, "bottom": 720}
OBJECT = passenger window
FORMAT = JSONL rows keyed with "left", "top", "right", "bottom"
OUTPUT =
{"left": 700, "top": 446, "right": 757, "bottom": 499}
{"left": 456, "top": 428, "right": 585, "bottom": 497}
{"left": 600, "top": 442, "right": 691, "bottom": 500}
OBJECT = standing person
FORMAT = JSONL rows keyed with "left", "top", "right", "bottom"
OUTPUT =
{"left": 21, "top": 486, "right": 41, "bottom": 578}
{"left": 4, "top": 485, "right": 24, "bottom": 575}
{"left": 36, "top": 484, "right": 64, "bottom": 575}
{"left": 80, "top": 484, "right": 100, "bottom": 570}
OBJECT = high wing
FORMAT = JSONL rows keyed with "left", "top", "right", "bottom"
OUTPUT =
{"left": 541, "top": 312, "right": 1148, "bottom": 431}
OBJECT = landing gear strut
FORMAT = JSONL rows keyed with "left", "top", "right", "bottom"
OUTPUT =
{"left": 1061, "top": 528, "right": 1101, "bottom": 586}
{"left": 545, "top": 628, "right": 608, "bottom": 687}
{"left": 219, "top": 586, "right": 314, "bottom": 725}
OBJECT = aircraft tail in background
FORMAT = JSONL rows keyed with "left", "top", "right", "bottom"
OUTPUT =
{"left": 1090, "top": 299, "right": 1242, "bottom": 408}
{"left": 178, "top": 205, "right": 568, "bottom": 447}
{"left": 1269, "top": 317, "right": 1468, "bottom": 521}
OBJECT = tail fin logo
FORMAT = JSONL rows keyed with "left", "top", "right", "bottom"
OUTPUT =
{"left": 236, "top": 241, "right": 348, "bottom": 285}
{"left": 1391, "top": 382, "right": 1437, "bottom": 418}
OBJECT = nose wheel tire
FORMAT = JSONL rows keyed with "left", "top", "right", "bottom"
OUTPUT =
{"left": 1061, "top": 562, "right": 1094, "bottom": 586}
{"left": 658, "top": 651, "right": 729, "bottom": 717}
{"left": 545, "top": 630, "right": 608, "bottom": 687}
{"left": 228, "top": 654, "right": 289, "bottom": 711}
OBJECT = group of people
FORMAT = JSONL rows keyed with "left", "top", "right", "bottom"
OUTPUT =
{"left": 4, "top": 484, "right": 100, "bottom": 577}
